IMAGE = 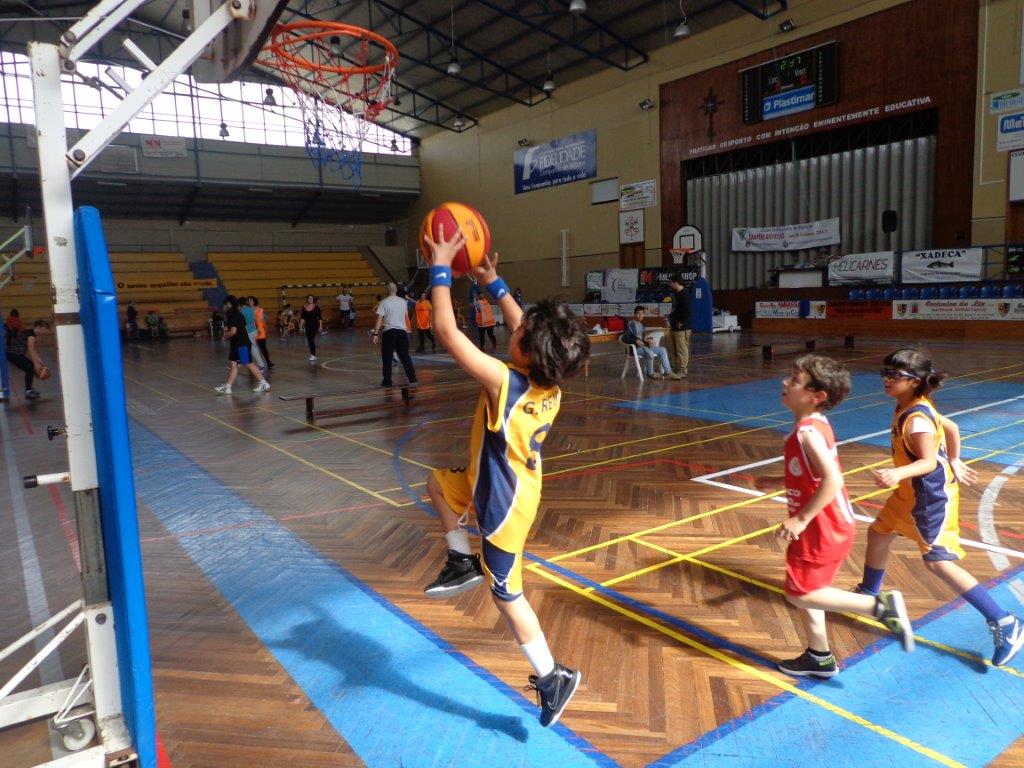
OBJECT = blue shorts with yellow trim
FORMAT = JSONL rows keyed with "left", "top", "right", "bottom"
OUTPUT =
{"left": 871, "top": 491, "right": 965, "bottom": 561}
{"left": 431, "top": 467, "right": 535, "bottom": 601}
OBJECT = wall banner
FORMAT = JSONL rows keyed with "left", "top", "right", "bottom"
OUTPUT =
{"left": 115, "top": 278, "right": 216, "bottom": 290}
{"left": 755, "top": 300, "right": 826, "bottom": 319}
{"left": 998, "top": 111, "right": 1024, "bottom": 152}
{"left": 619, "top": 179, "right": 657, "bottom": 210}
{"left": 827, "top": 251, "right": 895, "bottom": 284}
{"left": 513, "top": 130, "right": 597, "bottom": 194}
{"left": 600, "top": 268, "right": 639, "bottom": 303}
{"left": 900, "top": 248, "right": 984, "bottom": 283}
{"left": 892, "top": 299, "right": 1024, "bottom": 321}
{"left": 732, "top": 217, "right": 841, "bottom": 252}
{"left": 140, "top": 135, "right": 188, "bottom": 158}
{"left": 990, "top": 89, "right": 1024, "bottom": 114}
{"left": 636, "top": 267, "right": 699, "bottom": 303}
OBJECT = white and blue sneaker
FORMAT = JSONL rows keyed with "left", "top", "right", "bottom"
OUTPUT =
{"left": 990, "top": 614, "right": 1024, "bottom": 667}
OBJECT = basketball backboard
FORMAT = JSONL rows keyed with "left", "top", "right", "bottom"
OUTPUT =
{"left": 189, "top": 0, "right": 288, "bottom": 83}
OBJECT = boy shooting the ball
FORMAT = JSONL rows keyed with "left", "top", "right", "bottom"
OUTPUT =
{"left": 422, "top": 224, "right": 590, "bottom": 727}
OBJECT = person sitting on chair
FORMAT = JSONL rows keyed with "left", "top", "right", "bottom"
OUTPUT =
{"left": 624, "top": 306, "right": 678, "bottom": 380}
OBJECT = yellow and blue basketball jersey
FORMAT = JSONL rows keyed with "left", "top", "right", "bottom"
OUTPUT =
{"left": 872, "top": 396, "right": 964, "bottom": 560}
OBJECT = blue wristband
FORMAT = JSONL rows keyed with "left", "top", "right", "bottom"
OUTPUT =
{"left": 485, "top": 277, "right": 509, "bottom": 302}
{"left": 429, "top": 265, "right": 452, "bottom": 288}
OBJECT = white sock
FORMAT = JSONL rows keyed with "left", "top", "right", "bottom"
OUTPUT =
{"left": 520, "top": 633, "right": 555, "bottom": 677}
{"left": 445, "top": 529, "right": 472, "bottom": 555}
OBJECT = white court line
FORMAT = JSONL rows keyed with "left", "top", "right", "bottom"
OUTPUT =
{"left": 978, "top": 461, "right": 1023, "bottom": 571}
{"left": 693, "top": 393, "right": 1024, "bottom": 482}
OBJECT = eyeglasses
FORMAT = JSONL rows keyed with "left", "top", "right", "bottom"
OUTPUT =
{"left": 880, "top": 367, "right": 919, "bottom": 381}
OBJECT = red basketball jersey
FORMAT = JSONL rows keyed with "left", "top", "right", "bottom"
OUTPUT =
{"left": 783, "top": 414, "right": 856, "bottom": 563}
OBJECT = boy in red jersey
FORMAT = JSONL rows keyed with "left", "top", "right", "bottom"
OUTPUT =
{"left": 771, "top": 355, "right": 914, "bottom": 678}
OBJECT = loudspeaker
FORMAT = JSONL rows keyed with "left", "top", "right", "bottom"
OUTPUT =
{"left": 881, "top": 210, "right": 898, "bottom": 234}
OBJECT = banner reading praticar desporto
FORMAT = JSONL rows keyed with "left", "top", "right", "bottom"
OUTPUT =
{"left": 732, "top": 218, "right": 841, "bottom": 252}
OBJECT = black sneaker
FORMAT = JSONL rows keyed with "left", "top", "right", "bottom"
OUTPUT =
{"left": 874, "top": 590, "right": 915, "bottom": 652}
{"left": 423, "top": 550, "right": 484, "bottom": 598}
{"left": 24, "top": 389, "right": 40, "bottom": 400}
{"left": 777, "top": 650, "right": 838, "bottom": 679}
{"left": 525, "top": 663, "right": 581, "bottom": 727}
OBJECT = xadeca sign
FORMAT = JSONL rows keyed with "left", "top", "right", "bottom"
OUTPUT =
{"left": 901, "top": 248, "right": 984, "bottom": 284}
{"left": 827, "top": 251, "right": 894, "bottom": 284}
{"left": 998, "top": 112, "right": 1024, "bottom": 152}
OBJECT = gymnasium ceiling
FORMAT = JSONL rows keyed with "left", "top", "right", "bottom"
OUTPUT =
{"left": 6, "top": 0, "right": 792, "bottom": 138}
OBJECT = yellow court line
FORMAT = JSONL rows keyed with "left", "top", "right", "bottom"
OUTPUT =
{"left": 530, "top": 565, "right": 964, "bottom": 768}
{"left": 264, "top": 408, "right": 438, "bottom": 472}
{"left": 548, "top": 364, "right": 1024, "bottom": 465}
{"left": 204, "top": 413, "right": 400, "bottom": 506}
{"left": 123, "top": 373, "right": 180, "bottom": 402}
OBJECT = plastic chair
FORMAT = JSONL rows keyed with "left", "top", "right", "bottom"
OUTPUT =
{"left": 900, "top": 287, "right": 918, "bottom": 300}
{"left": 979, "top": 284, "right": 997, "bottom": 299}
{"left": 920, "top": 287, "right": 936, "bottom": 300}
{"left": 619, "top": 335, "right": 645, "bottom": 381}
{"left": 938, "top": 286, "right": 955, "bottom": 299}
{"left": 848, "top": 288, "right": 864, "bottom": 300}
{"left": 958, "top": 285, "right": 978, "bottom": 299}
{"left": 883, "top": 287, "right": 898, "bottom": 300}
{"left": 864, "top": 288, "right": 881, "bottom": 300}
{"left": 1002, "top": 284, "right": 1017, "bottom": 299}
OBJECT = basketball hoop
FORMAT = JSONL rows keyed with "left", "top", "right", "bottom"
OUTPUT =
{"left": 262, "top": 22, "right": 398, "bottom": 183}
{"left": 670, "top": 247, "right": 692, "bottom": 265}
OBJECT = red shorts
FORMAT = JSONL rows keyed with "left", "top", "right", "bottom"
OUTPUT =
{"left": 785, "top": 555, "right": 845, "bottom": 597}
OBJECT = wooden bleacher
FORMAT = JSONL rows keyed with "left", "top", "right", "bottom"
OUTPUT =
{"left": 0, "top": 252, "right": 211, "bottom": 336}
{"left": 207, "top": 251, "right": 384, "bottom": 328}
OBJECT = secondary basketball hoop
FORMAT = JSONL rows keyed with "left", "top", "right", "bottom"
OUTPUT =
{"left": 262, "top": 21, "right": 398, "bottom": 183}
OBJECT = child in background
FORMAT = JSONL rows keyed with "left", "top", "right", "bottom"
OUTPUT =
{"left": 857, "top": 347, "right": 1024, "bottom": 667}
{"left": 422, "top": 225, "right": 590, "bottom": 727}
{"left": 770, "top": 355, "right": 913, "bottom": 679}
{"left": 475, "top": 294, "right": 497, "bottom": 351}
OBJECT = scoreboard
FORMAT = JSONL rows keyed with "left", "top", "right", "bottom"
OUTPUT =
{"left": 741, "top": 42, "right": 838, "bottom": 124}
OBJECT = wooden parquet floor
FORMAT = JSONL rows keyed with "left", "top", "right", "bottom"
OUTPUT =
{"left": 2, "top": 330, "right": 1023, "bottom": 767}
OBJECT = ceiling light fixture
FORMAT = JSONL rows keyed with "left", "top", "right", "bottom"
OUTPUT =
{"left": 219, "top": 121, "right": 229, "bottom": 138}
{"left": 181, "top": 8, "right": 192, "bottom": 33}
{"left": 263, "top": 87, "right": 276, "bottom": 106}
{"left": 453, "top": 115, "right": 466, "bottom": 130}
{"left": 673, "top": 0, "right": 690, "bottom": 38}
{"left": 390, "top": 137, "right": 399, "bottom": 152}
{"left": 542, "top": 44, "right": 555, "bottom": 94}
{"left": 639, "top": 97, "right": 654, "bottom": 110}
{"left": 446, "top": 0, "right": 460, "bottom": 76}
{"left": 569, "top": 0, "right": 587, "bottom": 15}
{"left": 517, "top": 138, "right": 531, "bottom": 148}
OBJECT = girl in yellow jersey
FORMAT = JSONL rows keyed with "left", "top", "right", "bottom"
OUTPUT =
{"left": 421, "top": 225, "right": 590, "bottom": 728}
{"left": 857, "top": 348, "right": 1024, "bottom": 667}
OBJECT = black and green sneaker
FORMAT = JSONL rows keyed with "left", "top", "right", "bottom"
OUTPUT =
{"left": 874, "top": 589, "right": 915, "bottom": 652}
{"left": 777, "top": 650, "right": 838, "bottom": 679}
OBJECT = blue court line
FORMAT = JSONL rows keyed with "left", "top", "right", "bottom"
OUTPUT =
{"left": 651, "top": 573, "right": 1024, "bottom": 768}
{"left": 617, "top": 375, "right": 1024, "bottom": 467}
{"left": 130, "top": 421, "right": 617, "bottom": 768}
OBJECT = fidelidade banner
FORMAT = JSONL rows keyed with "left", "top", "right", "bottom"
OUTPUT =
{"left": 900, "top": 248, "right": 984, "bottom": 284}
{"left": 732, "top": 218, "right": 841, "bottom": 252}
{"left": 827, "top": 251, "right": 894, "bottom": 284}
{"left": 115, "top": 278, "right": 217, "bottom": 290}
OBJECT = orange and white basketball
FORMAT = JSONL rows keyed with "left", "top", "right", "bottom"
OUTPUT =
{"left": 35, "top": 365, "right": 51, "bottom": 380}
{"left": 419, "top": 202, "right": 491, "bottom": 277}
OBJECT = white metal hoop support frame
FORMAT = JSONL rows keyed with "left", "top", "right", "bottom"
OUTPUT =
{"left": 24, "top": 2, "right": 249, "bottom": 765}
{"left": 262, "top": 22, "right": 398, "bottom": 183}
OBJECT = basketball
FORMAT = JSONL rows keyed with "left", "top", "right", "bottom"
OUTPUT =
{"left": 419, "top": 202, "right": 491, "bottom": 277}
{"left": 36, "top": 365, "right": 51, "bottom": 380}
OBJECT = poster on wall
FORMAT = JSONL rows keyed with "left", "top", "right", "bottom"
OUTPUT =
{"left": 619, "top": 180, "right": 657, "bottom": 210}
{"left": 513, "top": 130, "right": 597, "bottom": 194}
{"left": 990, "top": 89, "right": 1024, "bottom": 114}
{"left": 586, "top": 271, "right": 604, "bottom": 291}
{"left": 892, "top": 299, "right": 1024, "bottom": 321}
{"left": 139, "top": 135, "right": 188, "bottom": 158}
{"left": 901, "top": 248, "right": 984, "bottom": 283}
{"left": 732, "top": 217, "right": 841, "bottom": 252}
{"left": 636, "top": 267, "right": 699, "bottom": 302}
{"left": 827, "top": 251, "right": 895, "bottom": 284}
{"left": 998, "top": 112, "right": 1024, "bottom": 152}
{"left": 619, "top": 210, "right": 644, "bottom": 244}
{"left": 600, "top": 268, "right": 638, "bottom": 303}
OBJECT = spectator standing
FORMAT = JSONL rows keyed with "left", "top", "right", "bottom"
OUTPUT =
{"left": 210, "top": 308, "right": 225, "bottom": 341}
{"left": 145, "top": 309, "right": 159, "bottom": 340}
{"left": 372, "top": 282, "right": 417, "bottom": 387}
{"left": 251, "top": 296, "right": 273, "bottom": 369}
{"left": 336, "top": 286, "right": 354, "bottom": 330}
{"left": 415, "top": 292, "right": 436, "bottom": 353}
{"left": 125, "top": 303, "right": 138, "bottom": 341}
{"left": 513, "top": 287, "right": 524, "bottom": 308}
{"left": 475, "top": 295, "right": 498, "bottom": 351}
{"left": 664, "top": 274, "right": 692, "bottom": 378}
{"left": 299, "top": 294, "right": 322, "bottom": 362}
